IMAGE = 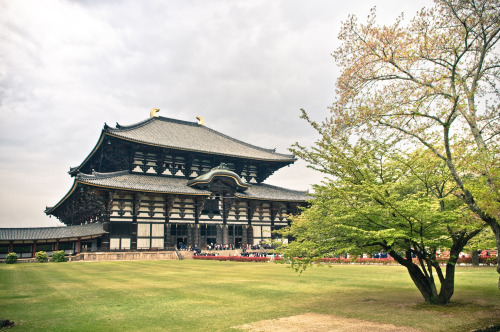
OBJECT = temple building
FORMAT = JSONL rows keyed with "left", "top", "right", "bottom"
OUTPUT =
{"left": 0, "top": 111, "right": 308, "bottom": 259}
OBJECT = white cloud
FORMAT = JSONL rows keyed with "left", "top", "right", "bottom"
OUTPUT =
{"left": 0, "top": 0, "right": 432, "bottom": 227}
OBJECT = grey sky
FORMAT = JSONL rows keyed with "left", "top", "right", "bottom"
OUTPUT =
{"left": 0, "top": 0, "right": 432, "bottom": 227}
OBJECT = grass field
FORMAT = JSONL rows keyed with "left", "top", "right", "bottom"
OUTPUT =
{"left": 0, "top": 260, "right": 499, "bottom": 331}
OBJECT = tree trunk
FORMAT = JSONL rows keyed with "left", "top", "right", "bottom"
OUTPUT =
{"left": 435, "top": 262, "right": 457, "bottom": 305}
{"left": 471, "top": 250, "right": 479, "bottom": 266}
{"left": 390, "top": 250, "right": 456, "bottom": 305}
{"left": 389, "top": 251, "right": 442, "bottom": 304}
{"left": 405, "top": 264, "right": 438, "bottom": 304}
{"left": 496, "top": 231, "right": 500, "bottom": 290}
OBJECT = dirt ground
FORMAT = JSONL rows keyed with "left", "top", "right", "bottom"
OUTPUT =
{"left": 236, "top": 313, "right": 423, "bottom": 332}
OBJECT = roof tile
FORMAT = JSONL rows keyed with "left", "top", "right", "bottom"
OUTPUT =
{"left": 0, "top": 223, "right": 107, "bottom": 241}
{"left": 106, "top": 116, "right": 295, "bottom": 161}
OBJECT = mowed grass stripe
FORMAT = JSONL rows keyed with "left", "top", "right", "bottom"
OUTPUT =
{"left": 0, "top": 261, "right": 499, "bottom": 331}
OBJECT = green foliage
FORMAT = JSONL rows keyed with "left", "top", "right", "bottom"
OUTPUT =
{"left": 320, "top": 0, "right": 500, "bottom": 282}
{"left": 5, "top": 253, "right": 18, "bottom": 264}
{"left": 280, "top": 137, "right": 483, "bottom": 304}
{"left": 51, "top": 250, "right": 66, "bottom": 263}
{"left": 35, "top": 251, "right": 49, "bottom": 263}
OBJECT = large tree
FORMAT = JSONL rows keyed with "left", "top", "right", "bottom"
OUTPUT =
{"left": 280, "top": 139, "right": 482, "bottom": 304}
{"left": 318, "top": 0, "right": 499, "bottom": 286}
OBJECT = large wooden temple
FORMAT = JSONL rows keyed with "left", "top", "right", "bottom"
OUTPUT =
{"left": 36, "top": 111, "right": 307, "bottom": 253}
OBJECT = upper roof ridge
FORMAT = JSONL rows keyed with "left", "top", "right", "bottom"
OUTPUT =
{"left": 107, "top": 116, "right": 293, "bottom": 158}
{"left": 108, "top": 116, "right": 200, "bottom": 132}
{"left": 77, "top": 170, "right": 129, "bottom": 180}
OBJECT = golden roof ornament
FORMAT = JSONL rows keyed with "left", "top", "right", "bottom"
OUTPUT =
{"left": 196, "top": 116, "right": 205, "bottom": 125}
{"left": 150, "top": 108, "right": 160, "bottom": 117}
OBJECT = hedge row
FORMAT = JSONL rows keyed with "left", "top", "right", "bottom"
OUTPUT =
{"left": 319, "top": 256, "right": 497, "bottom": 265}
{"left": 2, "top": 251, "right": 67, "bottom": 264}
{"left": 193, "top": 255, "right": 269, "bottom": 262}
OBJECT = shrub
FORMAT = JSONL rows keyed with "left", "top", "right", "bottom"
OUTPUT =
{"left": 51, "top": 250, "right": 66, "bottom": 263}
{"left": 35, "top": 251, "right": 49, "bottom": 263}
{"left": 5, "top": 252, "right": 18, "bottom": 264}
{"left": 484, "top": 257, "right": 497, "bottom": 266}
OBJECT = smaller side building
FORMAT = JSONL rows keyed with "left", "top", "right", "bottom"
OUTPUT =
{"left": 0, "top": 223, "right": 106, "bottom": 259}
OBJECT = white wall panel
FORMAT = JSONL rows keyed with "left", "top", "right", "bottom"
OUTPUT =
{"left": 137, "top": 238, "right": 150, "bottom": 249}
{"left": 138, "top": 223, "right": 150, "bottom": 237}
{"left": 152, "top": 224, "right": 164, "bottom": 237}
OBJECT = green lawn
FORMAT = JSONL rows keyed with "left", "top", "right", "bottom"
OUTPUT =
{"left": 0, "top": 260, "right": 499, "bottom": 331}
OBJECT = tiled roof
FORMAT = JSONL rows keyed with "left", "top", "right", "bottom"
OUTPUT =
{"left": 77, "top": 171, "right": 210, "bottom": 195}
{"left": 78, "top": 171, "right": 308, "bottom": 201}
{"left": 105, "top": 116, "right": 296, "bottom": 161}
{"left": 236, "top": 183, "right": 309, "bottom": 202}
{"left": 0, "top": 223, "right": 107, "bottom": 241}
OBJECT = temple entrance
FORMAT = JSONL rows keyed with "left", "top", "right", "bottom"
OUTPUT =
{"left": 176, "top": 238, "right": 187, "bottom": 250}
{"left": 206, "top": 238, "right": 216, "bottom": 247}
{"left": 235, "top": 238, "right": 242, "bottom": 248}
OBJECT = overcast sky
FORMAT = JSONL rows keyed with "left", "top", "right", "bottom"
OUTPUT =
{"left": 0, "top": 0, "right": 432, "bottom": 228}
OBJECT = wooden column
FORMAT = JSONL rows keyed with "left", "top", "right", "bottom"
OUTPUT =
{"left": 165, "top": 224, "right": 172, "bottom": 248}
{"left": 193, "top": 225, "right": 200, "bottom": 248}
{"left": 194, "top": 197, "right": 204, "bottom": 248}
{"left": 247, "top": 225, "right": 254, "bottom": 247}
{"left": 131, "top": 194, "right": 139, "bottom": 250}
{"left": 32, "top": 241, "right": 37, "bottom": 258}
{"left": 216, "top": 225, "right": 223, "bottom": 245}
{"left": 77, "top": 238, "right": 81, "bottom": 254}
{"left": 246, "top": 201, "right": 258, "bottom": 246}
{"left": 222, "top": 225, "right": 229, "bottom": 246}
{"left": 164, "top": 195, "right": 174, "bottom": 248}
{"left": 101, "top": 222, "right": 110, "bottom": 251}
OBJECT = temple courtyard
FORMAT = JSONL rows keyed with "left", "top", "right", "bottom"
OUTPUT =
{"left": 1, "top": 260, "right": 499, "bottom": 331}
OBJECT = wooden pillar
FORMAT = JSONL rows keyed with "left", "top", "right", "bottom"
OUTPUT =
{"left": 9, "top": 242, "right": 13, "bottom": 253}
{"left": 193, "top": 225, "right": 200, "bottom": 248}
{"left": 216, "top": 225, "right": 223, "bottom": 245}
{"left": 131, "top": 194, "right": 138, "bottom": 250}
{"left": 247, "top": 225, "right": 254, "bottom": 246}
{"left": 193, "top": 197, "right": 201, "bottom": 248}
{"left": 165, "top": 224, "right": 171, "bottom": 248}
{"left": 32, "top": 241, "right": 37, "bottom": 258}
{"left": 55, "top": 240, "right": 59, "bottom": 251}
{"left": 222, "top": 225, "right": 229, "bottom": 246}
{"left": 77, "top": 238, "right": 81, "bottom": 254}
{"left": 242, "top": 226, "right": 248, "bottom": 246}
{"left": 246, "top": 201, "right": 257, "bottom": 247}
{"left": 101, "top": 222, "right": 110, "bottom": 251}
{"left": 222, "top": 195, "right": 228, "bottom": 246}
{"left": 188, "top": 225, "right": 193, "bottom": 247}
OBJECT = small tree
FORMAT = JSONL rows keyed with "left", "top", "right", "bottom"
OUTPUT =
{"left": 51, "top": 250, "right": 66, "bottom": 263}
{"left": 5, "top": 252, "right": 18, "bottom": 264}
{"left": 279, "top": 140, "right": 482, "bottom": 304}
{"left": 323, "top": 0, "right": 500, "bottom": 287}
{"left": 35, "top": 251, "right": 49, "bottom": 263}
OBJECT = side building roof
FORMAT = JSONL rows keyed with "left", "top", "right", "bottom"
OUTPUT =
{"left": 0, "top": 223, "right": 107, "bottom": 241}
